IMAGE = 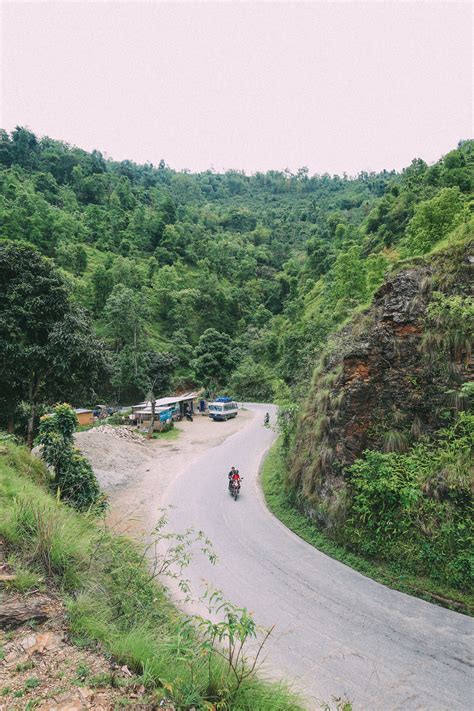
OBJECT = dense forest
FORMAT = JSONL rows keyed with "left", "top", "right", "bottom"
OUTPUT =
{"left": 0, "top": 127, "right": 473, "bottom": 611}
{"left": 0, "top": 126, "right": 472, "bottom": 440}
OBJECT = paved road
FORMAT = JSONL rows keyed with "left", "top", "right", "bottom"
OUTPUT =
{"left": 163, "top": 404, "right": 473, "bottom": 710}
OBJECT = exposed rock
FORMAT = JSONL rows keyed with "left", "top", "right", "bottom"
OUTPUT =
{"left": 20, "top": 631, "right": 63, "bottom": 656}
{"left": 290, "top": 241, "right": 473, "bottom": 524}
{"left": 37, "top": 699, "right": 84, "bottom": 711}
{"left": 322, "top": 266, "right": 436, "bottom": 472}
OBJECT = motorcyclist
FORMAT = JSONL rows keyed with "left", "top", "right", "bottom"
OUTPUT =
{"left": 228, "top": 466, "right": 238, "bottom": 481}
{"left": 264, "top": 412, "right": 270, "bottom": 426}
{"left": 230, "top": 471, "right": 241, "bottom": 492}
{"left": 228, "top": 467, "right": 241, "bottom": 491}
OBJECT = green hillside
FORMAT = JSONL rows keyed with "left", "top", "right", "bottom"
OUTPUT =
{"left": 0, "top": 128, "right": 472, "bottom": 428}
{"left": 0, "top": 127, "right": 472, "bottom": 606}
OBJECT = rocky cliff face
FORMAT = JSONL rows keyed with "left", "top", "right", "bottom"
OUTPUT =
{"left": 288, "top": 240, "right": 473, "bottom": 528}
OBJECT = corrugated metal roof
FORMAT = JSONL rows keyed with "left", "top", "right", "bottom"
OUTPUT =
{"left": 132, "top": 392, "right": 199, "bottom": 409}
{"left": 75, "top": 408, "right": 93, "bottom": 414}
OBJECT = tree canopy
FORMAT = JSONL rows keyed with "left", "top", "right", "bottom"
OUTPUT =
{"left": 0, "top": 127, "right": 471, "bottom": 423}
{"left": 0, "top": 240, "right": 109, "bottom": 443}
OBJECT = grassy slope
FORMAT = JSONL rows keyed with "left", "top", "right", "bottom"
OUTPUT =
{"left": 0, "top": 441, "right": 304, "bottom": 710}
{"left": 261, "top": 442, "right": 473, "bottom": 616}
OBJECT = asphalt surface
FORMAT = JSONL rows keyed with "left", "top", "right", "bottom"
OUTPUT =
{"left": 163, "top": 403, "right": 473, "bottom": 710}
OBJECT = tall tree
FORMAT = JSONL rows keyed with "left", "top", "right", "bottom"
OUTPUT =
{"left": 141, "top": 350, "right": 178, "bottom": 435}
{"left": 192, "top": 329, "right": 238, "bottom": 390}
{"left": 0, "top": 241, "right": 109, "bottom": 445}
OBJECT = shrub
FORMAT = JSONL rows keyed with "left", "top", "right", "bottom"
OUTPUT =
{"left": 56, "top": 451, "right": 104, "bottom": 511}
{"left": 107, "top": 413, "right": 126, "bottom": 425}
{"left": 424, "top": 292, "right": 473, "bottom": 365}
{"left": 37, "top": 403, "right": 105, "bottom": 511}
{"left": 345, "top": 413, "right": 473, "bottom": 589}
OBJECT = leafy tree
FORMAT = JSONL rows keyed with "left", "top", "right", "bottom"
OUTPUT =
{"left": 56, "top": 242, "right": 88, "bottom": 276}
{"left": 104, "top": 284, "right": 145, "bottom": 352}
{"left": 111, "top": 255, "right": 141, "bottom": 289}
{"left": 11, "top": 126, "right": 39, "bottom": 169}
{"left": 229, "top": 357, "right": 274, "bottom": 401}
{"left": 103, "top": 284, "right": 148, "bottom": 398}
{"left": 91, "top": 264, "right": 114, "bottom": 314}
{"left": 306, "top": 236, "right": 331, "bottom": 278}
{"left": 0, "top": 241, "right": 108, "bottom": 445}
{"left": 192, "top": 329, "right": 238, "bottom": 389}
{"left": 221, "top": 208, "right": 257, "bottom": 232}
{"left": 140, "top": 350, "right": 178, "bottom": 433}
{"left": 160, "top": 196, "right": 177, "bottom": 225}
{"left": 403, "top": 187, "right": 468, "bottom": 255}
{"left": 329, "top": 244, "right": 368, "bottom": 307}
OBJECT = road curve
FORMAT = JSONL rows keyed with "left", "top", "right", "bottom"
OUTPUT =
{"left": 163, "top": 404, "right": 473, "bottom": 710}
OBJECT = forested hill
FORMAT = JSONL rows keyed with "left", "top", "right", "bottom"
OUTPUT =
{"left": 0, "top": 127, "right": 472, "bottom": 428}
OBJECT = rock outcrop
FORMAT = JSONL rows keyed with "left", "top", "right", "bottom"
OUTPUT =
{"left": 289, "top": 240, "right": 473, "bottom": 525}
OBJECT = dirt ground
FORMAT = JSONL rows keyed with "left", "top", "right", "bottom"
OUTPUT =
{"left": 0, "top": 536, "right": 172, "bottom": 711}
{"left": 74, "top": 410, "right": 253, "bottom": 536}
{"left": 0, "top": 594, "right": 162, "bottom": 711}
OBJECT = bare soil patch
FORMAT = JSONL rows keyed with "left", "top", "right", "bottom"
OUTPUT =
{"left": 0, "top": 540, "right": 172, "bottom": 711}
{"left": 0, "top": 593, "right": 173, "bottom": 711}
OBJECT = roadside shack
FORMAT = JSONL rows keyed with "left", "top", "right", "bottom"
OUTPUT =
{"left": 42, "top": 407, "right": 94, "bottom": 427}
{"left": 132, "top": 406, "right": 174, "bottom": 432}
{"left": 130, "top": 392, "right": 199, "bottom": 430}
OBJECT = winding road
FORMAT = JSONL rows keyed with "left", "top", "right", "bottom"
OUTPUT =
{"left": 163, "top": 404, "right": 473, "bottom": 710}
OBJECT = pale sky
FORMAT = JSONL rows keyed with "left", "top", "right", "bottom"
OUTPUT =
{"left": 1, "top": 1, "right": 472, "bottom": 175}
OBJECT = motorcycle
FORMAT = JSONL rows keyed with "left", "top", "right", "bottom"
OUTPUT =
{"left": 229, "top": 477, "right": 243, "bottom": 501}
{"left": 185, "top": 412, "right": 193, "bottom": 422}
{"left": 264, "top": 413, "right": 270, "bottom": 426}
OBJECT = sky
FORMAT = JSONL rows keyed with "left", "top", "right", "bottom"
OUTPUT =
{"left": 1, "top": 1, "right": 472, "bottom": 176}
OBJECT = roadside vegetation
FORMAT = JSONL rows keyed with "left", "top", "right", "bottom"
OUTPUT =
{"left": 262, "top": 439, "right": 473, "bottom": 615}
{"left": 0, "top": 439, "right": 304, "bottom": 710}
{"left": 36, "top": 403, "right": 105, "bottom": 511}
{"left": 137, "top": 425, "right": 180, "bottom": 440}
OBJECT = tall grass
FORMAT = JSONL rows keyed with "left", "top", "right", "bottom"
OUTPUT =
{"left": 0, "top": 441, "right": 304, "bottom": 710}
